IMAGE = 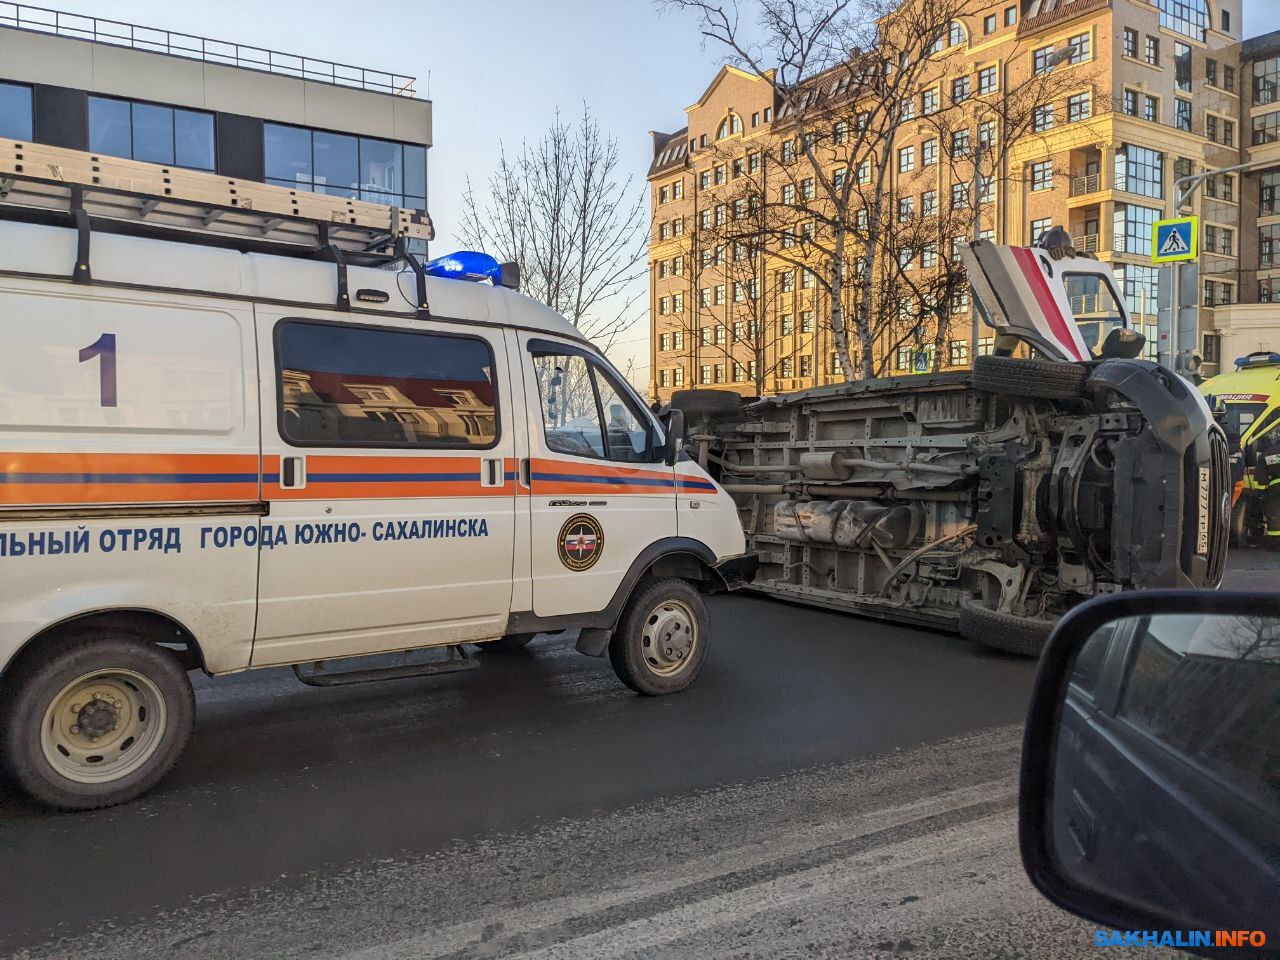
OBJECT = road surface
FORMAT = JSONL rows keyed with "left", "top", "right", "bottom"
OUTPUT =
{"left": 1, "top": 550, "right": 1273, "bottom": 958}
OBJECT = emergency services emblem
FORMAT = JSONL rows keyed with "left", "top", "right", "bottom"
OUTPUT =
{"left": 557, "top": 513, "right": 604, "bottom": 571}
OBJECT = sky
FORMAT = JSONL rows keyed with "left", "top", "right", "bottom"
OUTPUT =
{"left": 38, "top": 0, "right": 1280, "bottom": 382}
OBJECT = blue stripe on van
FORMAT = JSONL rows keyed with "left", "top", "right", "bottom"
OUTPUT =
{"left": 0, "top": 472, "right": 258, "bottom": 484}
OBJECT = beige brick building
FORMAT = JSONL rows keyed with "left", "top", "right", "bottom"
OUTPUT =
{"left": 647, "top": 0, "right": 1260, "bottom": 404}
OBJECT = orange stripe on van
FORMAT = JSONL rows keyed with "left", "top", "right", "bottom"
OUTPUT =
{"left": 0, "top": 452, "right": 260, "bottom": 505}
{"left": 263, "top": 455, "right": 517, "bottom": 500}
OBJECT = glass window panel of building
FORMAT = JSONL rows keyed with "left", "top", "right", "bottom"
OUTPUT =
{"left": 0, "top": 81, "right": 33, "bottom": 141}
{"left": 1255, "top": 57, "right": 1280, "bottom": 106}
{"left": 1115, "top": 145, "right": 1163, "bottom": 198}
{"left": 1114, "top": 203, "right": 1160, "bottom": 255}
{"left": 264, "top": 123, "right": 427, "bottom": 210}
{"left": 1156, "top": 0, "right": 1208, "bottom": 42}
{"left": 88, "top": 96, "right": 214, "bottom": 171}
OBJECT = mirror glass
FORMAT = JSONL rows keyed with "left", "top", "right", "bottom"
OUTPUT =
{"left": 1051, "top": 612, "right": 1280, "bottom": 939}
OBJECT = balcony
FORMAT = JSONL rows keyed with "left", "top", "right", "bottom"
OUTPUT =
{"left": 1072, "top": 233, "right": 1101, "bottom": 254}
{"left": 1069, "top": 174, "right": 1102, "bottom": 197}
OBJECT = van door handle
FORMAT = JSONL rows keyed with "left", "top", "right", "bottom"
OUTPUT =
{"left": 480, "top": 457, "right": 503, "bottom": 488}
{"left": 519, "top": 457, "right": 531, "bottom": 489}
{"left": 281, "top": 455, "right": 306, "bottom": 489}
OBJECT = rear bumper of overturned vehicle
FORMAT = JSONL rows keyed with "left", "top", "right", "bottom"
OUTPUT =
{"left": 1095, "top": 360, "right": 1230, "bottom": 590}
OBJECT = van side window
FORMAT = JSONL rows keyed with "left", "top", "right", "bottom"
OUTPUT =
{"left": 276, "top": 321, "right": 498, "bottom": 448}
{"left": 531, "top": 350, "right": 654, "bottom": 462}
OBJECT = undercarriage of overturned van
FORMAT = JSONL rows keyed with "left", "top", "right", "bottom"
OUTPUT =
{"left": 676, "top": 359, "right": 1229, "bottom": 656}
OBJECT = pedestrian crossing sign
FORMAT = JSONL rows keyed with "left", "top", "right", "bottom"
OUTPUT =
{"left": 1152, "top": 216, "right": 1198, "bottom": 263}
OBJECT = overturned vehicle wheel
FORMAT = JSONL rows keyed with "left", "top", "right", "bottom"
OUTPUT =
{"left": 669, "top": 388, "right": 742, "bottom": 420}
{"left": 958, "top": 599, "right": 1055, "bottom": 658}
{"left": 970, "top": 355, "right": 1088, "bottom": 400}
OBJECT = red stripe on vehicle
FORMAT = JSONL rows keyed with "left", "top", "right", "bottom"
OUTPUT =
{"left": 1011, "top": 247, "right": 1085, "bottom": 361}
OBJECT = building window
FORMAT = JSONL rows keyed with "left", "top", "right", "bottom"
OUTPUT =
{"left": 984, "top": 13, "right": 996, "bottom": 34}
{"left": 673, "top": 330, "right": 685, "bottom": 349}
{"left": 89, "top": 96, "right": 215, "bottom": 171}
{"left": 1067, "top": 32, "right": 1091, "bottom": 64}
{"left": 800, "top": 356, "right": 813, "bottom": 378}
{"left": 1157, "top": 0, "right": 1208, "bottom": 42}
{"left": 674, "top": 292, "right": 685, "bottom": 313}
{"left": 780, "top": 357, "right": 794, "bottom": 378}
{"left": 952, "top": 76, "right": 971, "bottom": 104}
{"left": 1030, "top": 217, "right": 1052, "bottom": 243}
{"left": 899, "top": 196, "right": 915, "bottom": 222}
{"left": 699, "top": 170, "right": 711, "bottom": 191}
{"left": 1254, "top": 110, "right": 1280, "bottom": 145}
{"left": 978, "top": 66, "right": 997, "bottom": 94}
{"left": 674, "top": 367, "right": 685, "bottom": 386}
{"left": 1206, "top": 58, "right": 1218, "bottom": 87}
{"left": 1114, "top": 203, "right": 1160, "bottom": 255}
{"left": 1205, "top": 173, "right": 1235, "bottom": 202}
{"left": 922, "top": 190, "right": 937, "bottom": 216}
{"left": 1004, "top": 5, "right": 1016, "bottom": 25}
{"left": 951, "top": 129, "right": 970, "bottom": 158}
{"left": 1261, "top": 171, "right": 1280, "bottom": 215}
{"left": 779, "top": 270, "right": 795, "bottom": 293}
{"left": 899, "top": 97, "right": 916, "bottom": 120}
{"left": 1067, "top": 92, "right": 1091, "bottom": 122}
{"left": 1144, "top": 94, "right": 1160, "bottom": 123}
{"left": 1203, "top": 280, "right": 1233, "bottom": 306}
{"left": 1123, "top": 90, "right": 1139, "bottom": 117}
{"left": 1033, "top": 104, "right": 1054, "bottom": 131}
{"left": 921, "top": 138, "right": 938, "bottom": 167}
{"left": 278, "top": 322, "right": 497, "bottom": 448}
{"left": 699, "top": 365, "right": 712, "bottom": 385}
{"left": 949, "top": 341, "right": 970, "bottom": 366}
{"left": 763, "top": 107, "right": 772, "bottom": 122}
{"left": 801, "top": 310, "right": 814, "bottom": 332}
{"left": 714, "top": 284, "right": 725, "bottom": 305}
{"left": 1175, "top": 98, "right": 1192, "bottom": 131}
{"left": 1224, "top": 65, "right": 1236, "bottom": 92}
{"left": 1145, "top": 36, "right": 1159, "bottom": 65}
{"left": 782, "top": 140, "right": 795, "bottom": 163}
{"left": 898, "top": 145, "right": 915, "bottom": 172}
{"left": 659, "top": 333, "right": 671, "bottom": 351}
{"left": 714, "top": 364, "right": 726, "bottom": 384}
{"left": 801, "top": 270, "right": 816, "bottom": 289}
{"left": 714, "top": 164, "right": 726, "bottom": 185}
{"left": 921, "top": 89, "right": 939, "bottom": 115}
{"left": 1030, "top": 160, "right": 1053, "bottom": 191}
{"left": 922, "top": 243, "right": 938, "bottom": 268}
{"left": 1123, "top": 28, "right": 1138, "bottom": 58}
{"left": 263, "top": 123, "right": 426, "bottom": 209}
{"left": 659, "top": 185, "right": 670, "bottom": 205}
{"left": 1033, "top": 46, "right": 1056, "bottom": 75}
{"left": 658, "top": 296, "right": 669, "bottom": 316}
{"left": 0, "top": 81, "right": 32, "bottom": 141}
{"left": 951, "top": 183, "right": 970, "bottom": 209}
{"left": 659, "top": 369, "right": 671, "bottom": 388}
{"left": 1115, "top": 145, "right": 1163, "bottom": 199}
{"left": 1174, "top": 42, "right": 1192, "bottom": 91}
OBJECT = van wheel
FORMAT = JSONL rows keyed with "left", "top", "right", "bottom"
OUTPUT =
{"left": 958, "top": 599, "right": 1054, "bottom": 658}
{"left": 0, "top": 633, "right": 195, "bottom": 811}
{"left": 609, "top": 578, "right": 709, "bottom": 696}
{"left": 970, "top": 355, "right": 1088, "bottom": 400}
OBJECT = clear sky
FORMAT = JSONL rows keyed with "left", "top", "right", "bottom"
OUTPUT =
{"left": 39, "top": 0, "right": 1280, "bottom": 380}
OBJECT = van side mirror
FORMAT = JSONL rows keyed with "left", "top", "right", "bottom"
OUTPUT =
{"left": 1020, "top": 591, "right": 1280, "bottom": 955}
{"left": 1100, "top": 327, "right": 1146, "bottom": 360}
{"left": 659, "top": 407, "right": 685, "bottom": 466}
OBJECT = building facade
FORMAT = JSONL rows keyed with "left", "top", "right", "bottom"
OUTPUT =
{"left": 0, "top": 4, "right": 430, "bottom": 244}
{"left": 646, "top": 0, "right": 1260, "bottom": 403}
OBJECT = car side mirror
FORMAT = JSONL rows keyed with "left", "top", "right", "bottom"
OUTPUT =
{"left": 1019, "top": 591, "right": 1280, "bottom": 956}
{"left": 1100, "top": 327, "right": 1146, "bottom": 360}
{"left": 659, "top": 407, "right": 685, "bottom": 466}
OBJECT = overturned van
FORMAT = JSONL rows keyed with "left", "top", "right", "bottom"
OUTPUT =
{"left": 674, "top": 237, "right": 1230, "bottom": 656}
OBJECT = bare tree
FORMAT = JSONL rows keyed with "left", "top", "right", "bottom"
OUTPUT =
{"left": 459, "top": 106, "right": 648, "bottom": 350}
{"left": 665, "top": 0, "right": 1099, "bottom": 380}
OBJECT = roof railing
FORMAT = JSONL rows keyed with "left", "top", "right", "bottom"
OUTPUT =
{"left": 0, "top": 2, "right": 418, "bottom": 97}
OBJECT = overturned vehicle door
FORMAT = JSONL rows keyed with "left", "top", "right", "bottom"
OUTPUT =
{"left": 674, "top": 238, "right": 1230, "bottom": 656}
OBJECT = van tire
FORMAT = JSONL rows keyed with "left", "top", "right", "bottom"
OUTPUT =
{"left": 970, "top": 355, "right": 1088, "bottom": 400}
{"left": 609, "top": 578, "right": 709, "bottom": 696}
{"left": 0, "top": 633, "right": 195, "bottom": 811}
{"left": 959, "top": 599, "right": 1054, "bottom": 658}
{"left": 669, "top": 389, "right": 742, "bottom": 420}
{"left": 483, "top": 633, "right": 536, "bottom": 653}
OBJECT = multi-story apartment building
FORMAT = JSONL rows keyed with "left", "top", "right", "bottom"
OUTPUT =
{"left": 0, "top": 4, "right": 431, "bottom": 250}
{"left": 1213, "top": 34, "right": 1280, "bottom": 365}
{"left": 647, "top": 0, "right": 1254, "bottom": 403}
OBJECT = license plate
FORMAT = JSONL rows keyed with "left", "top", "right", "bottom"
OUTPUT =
{"left": 1196, "top": 466, "right": 1210, "bottom": 555}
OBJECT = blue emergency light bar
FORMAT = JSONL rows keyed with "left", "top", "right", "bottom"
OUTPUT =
{"left": 1235, "top": 351, "right": 1280, "bottom": 368}
{"left": 423, "top": 250, "right": 520, "bottom": 290}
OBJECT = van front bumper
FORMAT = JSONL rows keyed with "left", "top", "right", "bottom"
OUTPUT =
{"left": 714, "top": 553, "right": 760, "bottom": 591}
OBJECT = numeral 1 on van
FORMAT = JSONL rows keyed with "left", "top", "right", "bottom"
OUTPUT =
{"left": 79, "top": 333, "right": 117, "bottom": 407}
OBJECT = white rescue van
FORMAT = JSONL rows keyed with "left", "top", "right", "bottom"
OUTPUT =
{"left": 0, "top": 186, "right": 754, "bottom": 810}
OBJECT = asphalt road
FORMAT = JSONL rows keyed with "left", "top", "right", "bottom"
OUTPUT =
{"left": 1, "top": 549, "right": 1275, "bottom": 959}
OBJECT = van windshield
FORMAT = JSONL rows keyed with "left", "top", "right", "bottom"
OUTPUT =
{"left": 1064, "top": 272, "right": 1126, "bottom": 357}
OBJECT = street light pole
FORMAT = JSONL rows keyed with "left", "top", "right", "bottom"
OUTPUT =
{"left": 1164, "top": 157, "right": 1273, "bottom": 371}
